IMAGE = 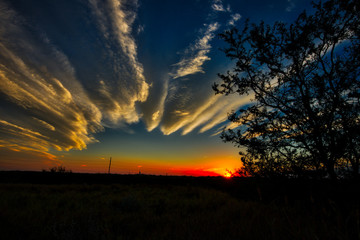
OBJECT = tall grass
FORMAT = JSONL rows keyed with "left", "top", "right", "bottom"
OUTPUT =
{"left": 0, "top": 183, "right": 359, "bottom": 240}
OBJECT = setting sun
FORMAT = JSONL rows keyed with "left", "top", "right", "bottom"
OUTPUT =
{"left": 223, "top": 172, "right": 232, "bottom": 178}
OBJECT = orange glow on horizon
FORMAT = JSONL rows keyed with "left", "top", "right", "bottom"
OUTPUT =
{"left": 0, "top": 149, "right": 242, "bottom": 177}
{"left": 169, "top": 168, "right": 221, "bottom": 177}
{"left": 61, "top": 154, "right": 242, "bottom": 177}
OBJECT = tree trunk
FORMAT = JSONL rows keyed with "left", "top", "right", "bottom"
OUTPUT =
{"left": 327, "top": 162, "right": 337, "bottom": 180}
{"left": 352, "top": 158, "right": 359, "bottom": 179}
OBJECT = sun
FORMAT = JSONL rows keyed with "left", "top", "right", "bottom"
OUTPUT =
{"left": 223, "top": 172, "right": 232, "bottom": 178}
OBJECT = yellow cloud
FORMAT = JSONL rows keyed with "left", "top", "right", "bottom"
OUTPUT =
{"left": 171, "top": 23, "right": 219, "bottom": 79}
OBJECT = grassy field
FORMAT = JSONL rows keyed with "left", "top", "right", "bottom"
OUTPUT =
{"left": 0, "top": 172, "right": 359, "bottom": 240}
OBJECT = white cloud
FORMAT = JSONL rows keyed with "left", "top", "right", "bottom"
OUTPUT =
{"left": 199, "top": 94, "right": 252, "bottom": 134}
{"left": 171, "top": 22, "right": 220, "bottom": 79}
{"left": 0, "top": 2, "right": 103, "bottom": 156}
{"left": 158, "top": 1, "right": 250, "bottom": 136}
{"left": 165, "top": 93, "right": 252, "bottom": 136}
{"left": 212, "top": 0, "right": 226, "bottom": 12}
{"left": 212, "top": 0, "right": 231, "bottom": 12}
{"left": 89, "top": 0, "right": 149, "bottom": 126}
{"left": 228, "top": 13, "right": 241, "bottom": 26}
{"left": 0, "top": 43, "right": 103, "bottom": 152}
{"left": 140, "top": 76, "right": 169, "bottom": 132}
{"left": 160, "top": 96, "right": 220, "bottom": 135}
{"left": 137, "top": 24, "right": 145, "bottom": 34}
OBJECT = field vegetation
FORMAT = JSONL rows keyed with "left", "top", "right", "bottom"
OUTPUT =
{"left": 0, "top": 172, "right": 359, "bottom": 239}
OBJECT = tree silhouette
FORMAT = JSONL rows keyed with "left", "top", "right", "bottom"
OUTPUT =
{"left": 213, "top": 0, "right": 360, "bottom": 179}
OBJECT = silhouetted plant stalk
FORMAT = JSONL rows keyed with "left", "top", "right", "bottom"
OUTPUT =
{"left": 108, "top": 157, "right": 112, "bottom": 174}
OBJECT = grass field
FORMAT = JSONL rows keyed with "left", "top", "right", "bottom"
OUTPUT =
{"left": 0, "top": 172, "right": 359, "bottom": 240}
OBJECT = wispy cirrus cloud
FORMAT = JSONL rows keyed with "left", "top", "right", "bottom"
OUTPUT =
{"left": 158, "top": 1, "right": 249, "bottom": 136}
{"left": 161, "top": 94, "right": 220, "bottom": 135}
{"left": 0, "top": 0, "right": 149, "bottom": 162}
{"left": 228, "top": 13, "right": 241, "bottom": 26}
{"left": 141, "top": 77, "right": 169, "bottom": 132}
{"left": 212, "top": 0, "right": 226, "bottom": 12}
{"left": 89, "top": 0, "right": 149, "bottom": 127}
{"left": 185, "top": 94, "right": 253, "bottom": 135}
{"left": 160, "top": 85, "right": 253, "bottom": 136}
{"left": 154, "top": 14, "right": 222, "bottom": 134}
{"left": 170, "top": 22, "right": 220, "bottom": 79}
{"left": 211, "top": 0, "right": 230, "bottom": 12}
{"left": 0, "top": 31, "right": 102, "bottom": 155}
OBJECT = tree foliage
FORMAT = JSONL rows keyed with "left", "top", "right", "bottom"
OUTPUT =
{"left": 47, "top": 165, "right": 72, "bottom": 173}
{"left": 213, "top": 0, "right": 360, "bottom": 179}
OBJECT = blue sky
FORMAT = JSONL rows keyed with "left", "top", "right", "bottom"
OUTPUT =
{"left": 0, "top": 0, "right": 313, "bottom": 175}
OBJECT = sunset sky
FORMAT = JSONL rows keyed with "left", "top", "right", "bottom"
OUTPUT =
{"left": 0, "top": 0, "right": 313, "bottom": 176}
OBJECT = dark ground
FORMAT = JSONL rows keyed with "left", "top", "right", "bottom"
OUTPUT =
{"left": 0, "top": 171, "right": 359, "bottom": 239}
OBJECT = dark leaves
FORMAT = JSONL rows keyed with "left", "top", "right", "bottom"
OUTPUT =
{"left": 215, "top": 0, "right": 360, "bottom": 179}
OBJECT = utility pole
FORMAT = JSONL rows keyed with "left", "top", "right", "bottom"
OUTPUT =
{"left": 108, "top": 157, "right": 112, "bottom": 174}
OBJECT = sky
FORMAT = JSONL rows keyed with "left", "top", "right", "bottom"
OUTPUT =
{"left": 0, "top": 0, "right": 313, "bottom": 176}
